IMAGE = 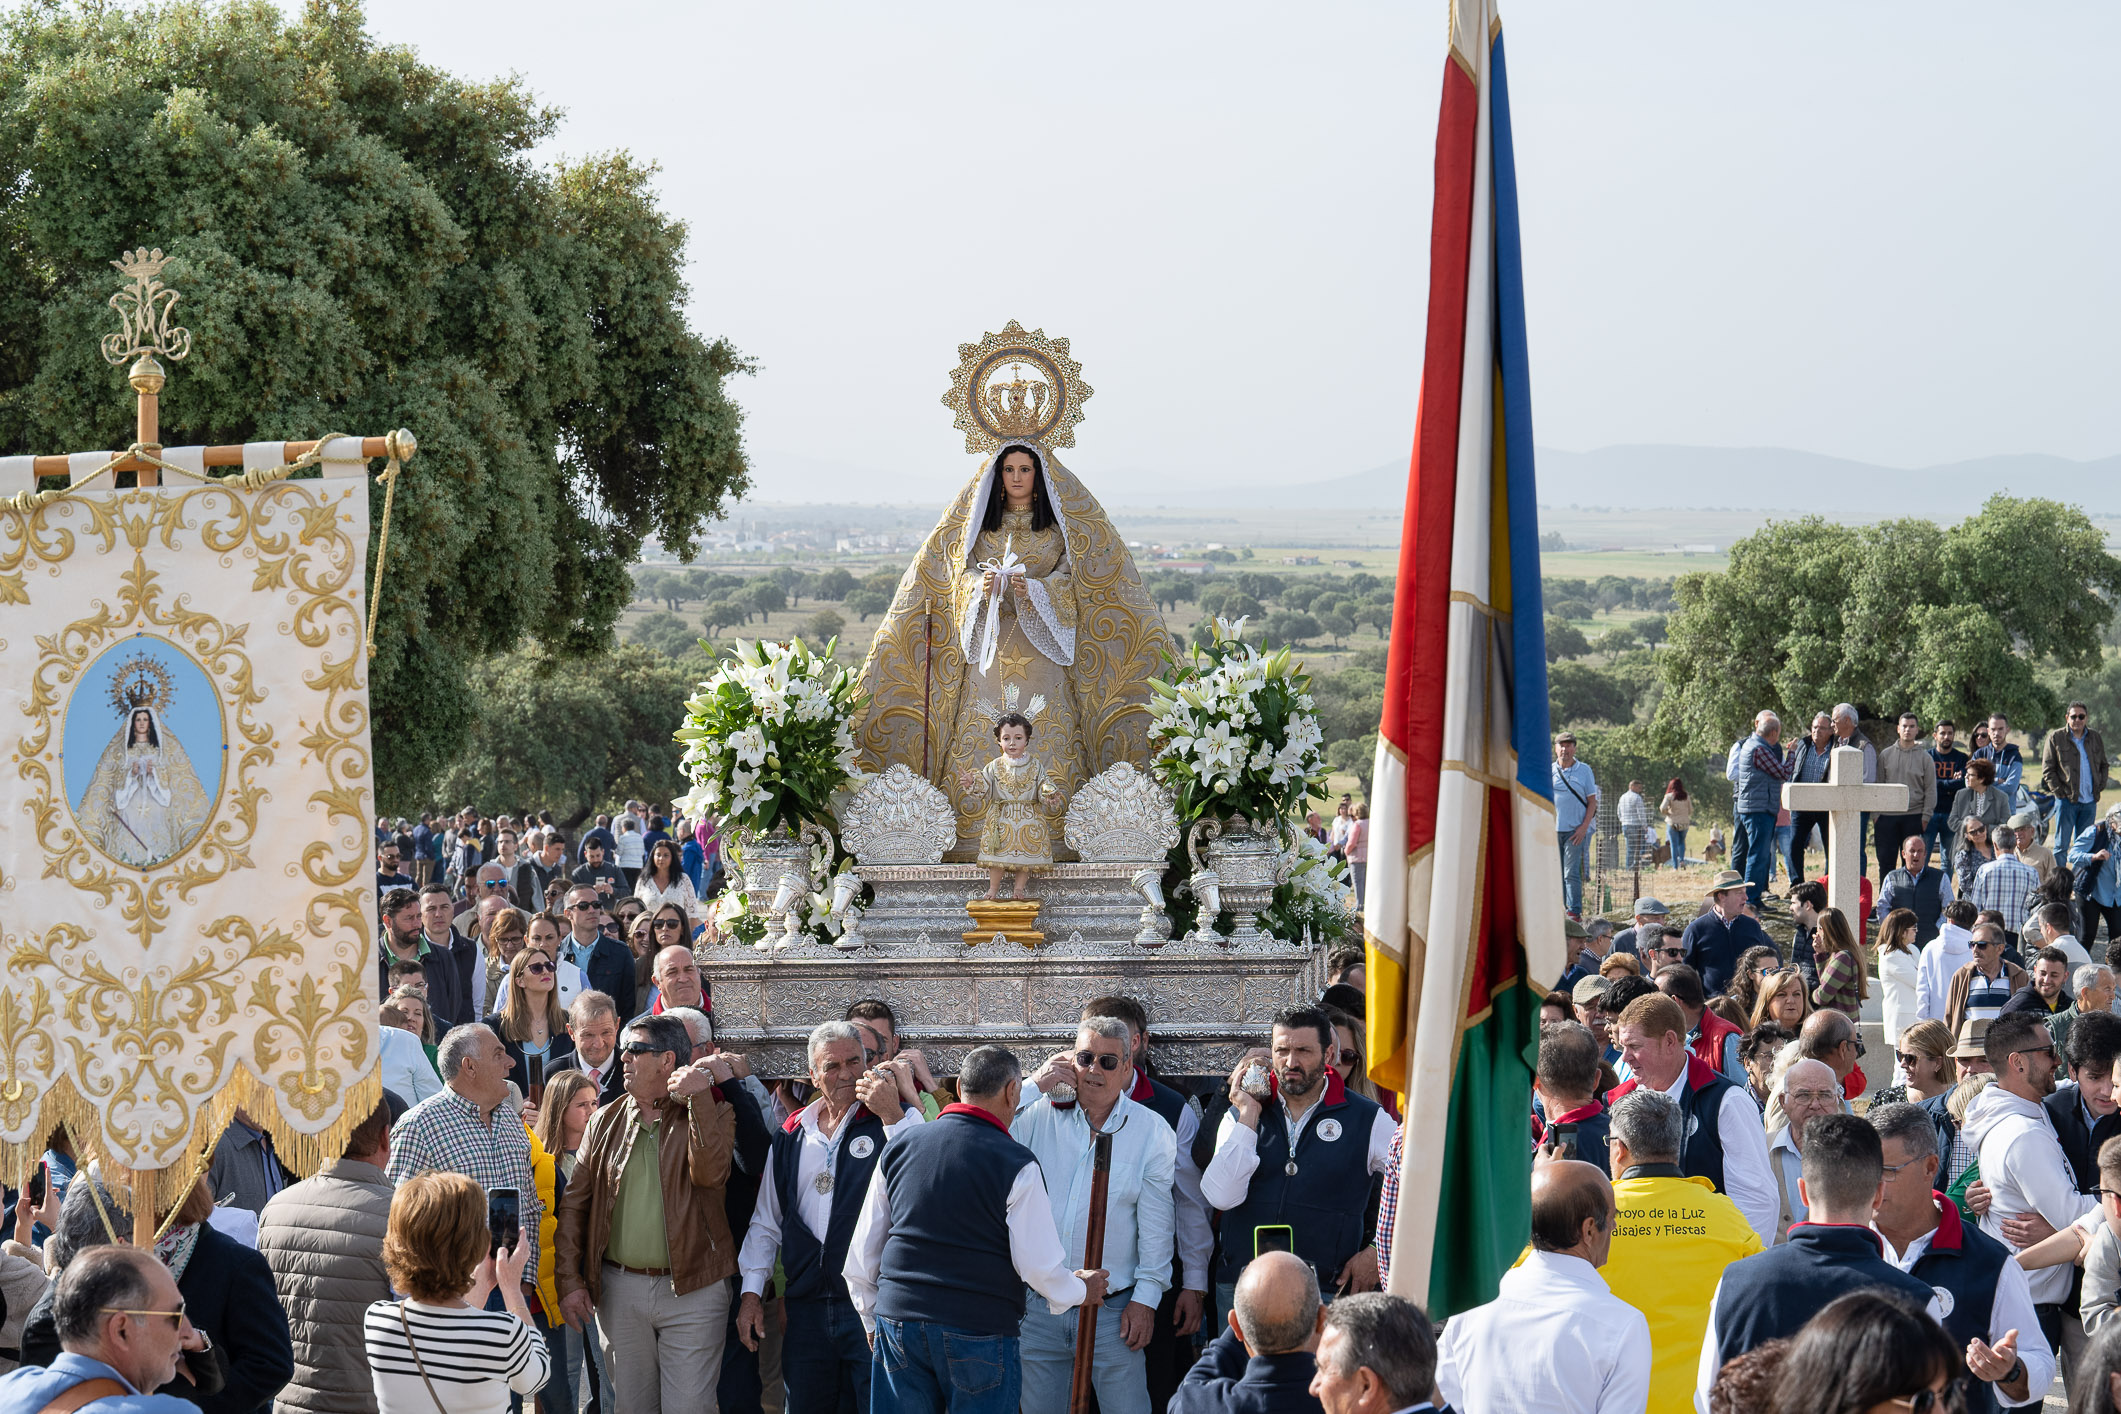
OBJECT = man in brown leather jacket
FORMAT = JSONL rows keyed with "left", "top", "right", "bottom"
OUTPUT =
{"left": 555, "top": 1012, "right": 736, "bottom": 1414}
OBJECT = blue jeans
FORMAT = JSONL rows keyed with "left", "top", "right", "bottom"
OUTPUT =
{"left": 1666, "top": 824, "right": 1687, "bottom": 866}
{"left": 2058, "top": 799, "right": 2097, "bottom": 857}
{"left": 1020, "top": 1293, "right": 1147, "bottom": 1414}
{"left": 872, "top": 1317, "right": 1019, "bottom": 1414}
{"left": 538, "top": 1311, "right": 578, "bottom": 1414}
{"left": 784, "top": 1296, "right": 870, "bottom": 1414}
{"left": 1739, "top": 811, "right": 1779, "bottom": 906}
{"left": 1559, "top": 831, "right": 1588, "bottom": 915}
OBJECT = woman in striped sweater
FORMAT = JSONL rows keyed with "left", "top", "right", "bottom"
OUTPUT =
{"left": 365, "top": 1172, "right": 549, "bottom": 1414}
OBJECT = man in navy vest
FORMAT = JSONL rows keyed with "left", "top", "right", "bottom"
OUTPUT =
{"left": 737, "top": 1021, "right": 922, "bottom": 1414}
{"left": 1694, "top": 1114, "right": 1941, "bottom": 1405}
{"left": 1082, "top": 995, "right": 1215, "bottom": 1413}
{"left": 1876, "top": 834, "right": 1953, "bottom": 949}
{"left": 1607, "top": 993, "right": 1778, "bottom": 1245}
{"left": 1016, "top": 1016, "right": 1176, "bottom": 1414}
{"left": 1201, "top": 1007, "right": 1397, "bottom": 1322}
{"left": 1870, "top": 1101, "right": 2052, "bottom": 1412}
{"left": 845, "top": 1045, "right": 1108, "bottom": 1414}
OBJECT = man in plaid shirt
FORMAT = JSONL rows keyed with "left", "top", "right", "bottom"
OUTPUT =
{"left": 1971, "top": 824, "right": 2044, "bottom": 942}
{"left": 388, "top": 1022, "right": 540, "bottom": 1276}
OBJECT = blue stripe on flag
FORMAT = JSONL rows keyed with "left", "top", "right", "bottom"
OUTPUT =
{"left": 1489, "top": 34, "right": 1552, "bottom": 803}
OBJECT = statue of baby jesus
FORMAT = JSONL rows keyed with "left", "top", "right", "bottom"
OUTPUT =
{"left": 955, "top": 711, "right": 1067, "bottom": 900}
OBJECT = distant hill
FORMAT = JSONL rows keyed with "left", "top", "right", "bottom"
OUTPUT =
{"left": 1162, "top": 445, "right": 2121, "bottom": 516}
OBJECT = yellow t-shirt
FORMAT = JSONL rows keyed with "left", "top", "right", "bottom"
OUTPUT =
{"left": 1601, "top": 1172, "right": 1762, "bottom": 1414}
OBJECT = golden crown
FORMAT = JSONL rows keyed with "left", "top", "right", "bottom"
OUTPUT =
{"left": 106, "top": 655, "right": 176, "bottom": 718}
{"left": 942, "top": 321, "right": 1092, "bottom": 456}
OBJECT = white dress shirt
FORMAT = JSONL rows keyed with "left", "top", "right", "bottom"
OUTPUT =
{"left": 1012, "top": 1087, "right": 1176, "bottom": 1309}
{"left": 843, "top": 1126, "right": 1089, "bottom": 1333}
{"left": 1200, "top": 1094, "right": 1398, "bottom": 1211}
{"left": 1767, "top": 1126, "right": 1807, "bottom": 1239}
{"left": 1660, "top": 1068, "right": 1778, "bottom": 1247}
{"left": 1437, "top": 1249, "right": 1652, "bottom": 1414}
{"left": 739, "top": 1099, "right": 924, "bottom": 1297}
{"left": 1881, "top": 1209, "right": 2054, "bottom": 1407}
{"left": 1168, "top": 1101, "right": 1215, "bottom": 1292}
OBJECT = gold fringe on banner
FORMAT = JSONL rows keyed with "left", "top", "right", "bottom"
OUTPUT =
{"left": 4, "top": 1064, "right": 382, "bottom": 1222}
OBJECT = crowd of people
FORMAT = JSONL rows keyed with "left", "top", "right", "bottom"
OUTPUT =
{"left": 0, "top": 793, "right": 1440, "bottom": 1414}
{"left": 1510, "top": 705, "right": 2121, "bottom": 1412}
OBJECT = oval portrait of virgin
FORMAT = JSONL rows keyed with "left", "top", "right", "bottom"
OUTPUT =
{"left": 63, "top": 638, "right": 224, "bottom": 869}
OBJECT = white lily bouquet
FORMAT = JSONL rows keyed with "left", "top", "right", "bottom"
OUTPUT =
{"left": 1147, "top": 617, "right": 1328, "bottom": 826}
{"left": 677, "top": 637, "right": 868, "bottom": 949}
{"left": 1261, "top": 831, "right": 1359, "bottom": 948}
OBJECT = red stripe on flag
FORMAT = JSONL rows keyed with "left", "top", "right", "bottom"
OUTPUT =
{"left": 1471, "top": 786, "right": 1522, "bottom": 1014}
{"left": 1382, "top": 59, "right": 1480, "bottom": 862}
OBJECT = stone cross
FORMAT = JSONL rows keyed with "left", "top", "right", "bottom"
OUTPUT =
{"left": 1782, "top": 744, "right": 1907, "bottom": 927}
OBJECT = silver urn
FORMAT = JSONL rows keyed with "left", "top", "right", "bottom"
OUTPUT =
{"left": 1186, "top": 812, "right": 1291, "bottom": 945}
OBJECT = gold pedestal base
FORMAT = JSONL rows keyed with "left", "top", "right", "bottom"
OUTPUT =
{"left": 964, "top": 898, "right": 1044, "bottom": 948}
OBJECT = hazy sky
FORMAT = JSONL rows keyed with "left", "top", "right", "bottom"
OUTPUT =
{"left": 337, "top": 1, "right": 2121, "bottom": 502}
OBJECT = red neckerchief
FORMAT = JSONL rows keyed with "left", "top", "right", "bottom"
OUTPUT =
{"left": 1924, "top": 1191, "right": 1965, "bottom": 1252}
{"left": 940, "top": 1102, "right": 1011, "bottom": 1134}
{"left": 1534, "top": 1099, "right": 1604, "bottom": 1143}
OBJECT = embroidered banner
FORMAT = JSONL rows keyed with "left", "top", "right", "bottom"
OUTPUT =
{"left": 0, "top": 459, "right": 380, "bottom": 1208}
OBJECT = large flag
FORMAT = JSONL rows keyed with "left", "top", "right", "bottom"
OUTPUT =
{"left": 1365, "top": 0, "right": 1565, "bottom": 1319}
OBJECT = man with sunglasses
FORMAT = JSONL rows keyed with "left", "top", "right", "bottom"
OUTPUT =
{"left": 1869, "top": 1101, "right": 2051, "bottom": 1413}
{"left": 0, "top": 1246, "right": 205, "bottom": 1412}
{"left": 375, "top": 841, "right": 412, "bottom": 894}
{"left": 2042, "top": 701, "right": 2110, "bottom": 859}
{"left": 559, "top": 885, "right": 637, "bottom": 1022}
{"left": 556, "top": 1014, "right": 737, "bottom": 1414}
{"left": 1946, "top": 924, "right": 2029, "bottom": 1038}
{"left": 1012, "top": 1017, "right": 1176, "bottom": 1414}
{"left": 1964, "top": 1011, "right": 2097, "bottom": 1380}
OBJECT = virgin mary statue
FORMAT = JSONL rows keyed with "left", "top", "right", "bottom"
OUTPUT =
{"left": 77, "top": 701, "right": 212, "bottom": 867}
{"left": 851, "top": 439, "right": 1171, "bottom": 851}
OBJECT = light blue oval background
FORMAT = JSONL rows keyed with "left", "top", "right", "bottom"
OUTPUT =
{"left": 64, "top": 636, "right": 225, "bottom": 815}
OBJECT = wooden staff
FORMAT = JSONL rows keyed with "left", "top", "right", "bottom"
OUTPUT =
{"left": 1069, "top": 1128, "right": 1114, "bottom": 1414}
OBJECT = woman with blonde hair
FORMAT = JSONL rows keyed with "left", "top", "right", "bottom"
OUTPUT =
{"left": 1809, "top": 906, "right": 1869, "bottom": 1022}
{"left": 365, "top": 1172, "right": 548, "bottom": 1412}
{"left": 1866, "top": 1018, "right": 1958, "bottom": 1109}
{"left": 484, "top": 946, "right": 574, "bottom": 1086}
{"left": 1599, "top": 951, "right": 1642, "bottom": 981}
{"left": 1748, "top": 967, "right": 1810, "bottom": 1034}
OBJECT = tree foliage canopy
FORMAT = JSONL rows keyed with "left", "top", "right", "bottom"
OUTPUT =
{"left": 433, "top": 643, "right": 701, "bottom": 826}
{"left": 0, "top": 1, "right": 750, "bottom": 810}
{"left": 1651, "top": 496, "right": 2121, "bottom": 758}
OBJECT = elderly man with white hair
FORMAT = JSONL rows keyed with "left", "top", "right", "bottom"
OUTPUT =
{"left": 1829, "top": 701, "right": 1881, "bottom": 878}
{"left": 1766, "top": 1058, "right": 1842, "bottom": 1243}
{"left": 2052, "top": 963, "right": 2117, "bottom": 1056}
{"left": 1016, "top": 1015, "right": 1178, "bottom": 1414}
{"left": 736, "top": 1020, "right": 922, "bottom": 1414}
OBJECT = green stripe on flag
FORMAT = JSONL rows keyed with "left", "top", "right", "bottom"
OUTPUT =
{"left": 1427, "top": 976, "right": 1541, "bottom": 1319}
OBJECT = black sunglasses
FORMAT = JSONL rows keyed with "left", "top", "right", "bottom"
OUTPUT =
{"left": 524, "top": 962, "right": 554, "bottom": 976}
{"left": 567, "top": 901, "right": 597, "bottom": 911}
{"left": 620, "top": 1041, "right": 668, "bottom": 1057}
{"left": 1074, "top": 1051, "right": 1122, "bottom": 1071}
{"left": 654, "top": 918, "right": 685, "bottom": 930}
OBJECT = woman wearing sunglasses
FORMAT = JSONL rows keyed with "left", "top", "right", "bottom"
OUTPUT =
{"left": 485, "top": 945, "right": 576, "bottom": 1087}
{"left": 1764, "top": 1288, "right": 1960, "bottom": 1414}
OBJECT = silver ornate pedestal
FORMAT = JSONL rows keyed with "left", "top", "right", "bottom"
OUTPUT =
{"left": 704, "top": 763, "right": 1322, "bottom": 1077}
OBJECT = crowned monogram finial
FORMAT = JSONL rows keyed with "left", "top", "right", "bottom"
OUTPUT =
{"left": 100, "top": 247, "right": 193, "bottom": 369}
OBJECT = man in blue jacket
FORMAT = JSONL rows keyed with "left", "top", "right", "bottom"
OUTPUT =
{"left": 1730, "top": 710, "right": 1792, "bottom": 908}
{"left": 0, "top": 1247, "right": 210, "bottom": 1412}
{"left": 1170, "top": 1251, "right": 1328, "bottom": 1414}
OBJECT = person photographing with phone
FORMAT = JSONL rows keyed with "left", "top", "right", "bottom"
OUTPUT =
{"left": 1199, "top": 1007, "right": 1397, "bottom": 1324}
{"left": 364, "top": 1171, "right": 550, "bottom": 1413}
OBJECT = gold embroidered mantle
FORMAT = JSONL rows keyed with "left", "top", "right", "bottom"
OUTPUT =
{"left": 851, "top": 444, "right": 1171, "bottom": 849}
{"left": 0, "top": 477, "right": 379, "bottom": 1209}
